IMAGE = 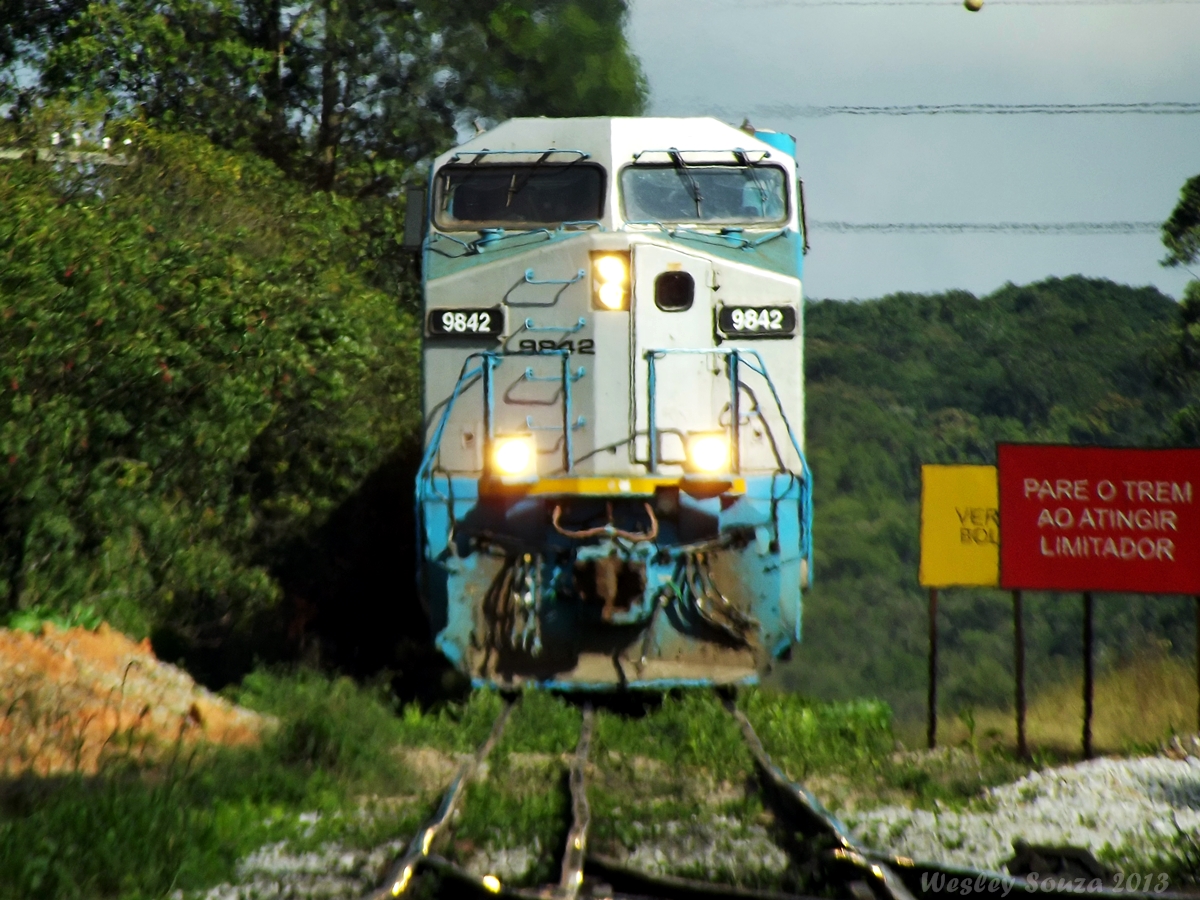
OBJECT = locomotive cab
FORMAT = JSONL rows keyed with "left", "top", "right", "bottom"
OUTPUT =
{"left": 413, "top": 117, "right": 812, "bottom": 688}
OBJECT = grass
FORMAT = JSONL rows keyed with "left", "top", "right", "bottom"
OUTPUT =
{"left": 595, "top": 690, "right": 753, "bottom": 782}
{"left": 589, "top": 691, "right": 790, "bottom": 891}
{"left": 450, "top": 690, "right": 582, "bottom": 886}
{"left": 0, "top": 668, "right": 428, "bottom": 900}
{"left": 394, "top": 687, "right": 506, "bottom": 754}
{"left": 907, "top": 648, "right": 1199, "bottom": 757}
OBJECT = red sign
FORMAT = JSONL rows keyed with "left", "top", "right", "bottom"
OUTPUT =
{"left": 998, "top": 444, "right": 1200, "bottom": 594}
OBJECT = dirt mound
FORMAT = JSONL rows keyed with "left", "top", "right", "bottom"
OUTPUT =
{"left": 0, "top": 622, "right": 268, "bottom": 775}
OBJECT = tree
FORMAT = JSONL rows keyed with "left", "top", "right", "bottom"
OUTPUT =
{"left": 1160, "top": 174, "right": 1200, "bottom": 443}
{"left": 1162, "top": 174, "right": 1200, "bottom": 269}
{"left": 8, "top": 0, "right": 647, "bottom": 193}
{"left": 0, "top": 116, "right": 419, "bottom": 636}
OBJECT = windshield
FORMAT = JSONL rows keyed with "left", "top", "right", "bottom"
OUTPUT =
{"left": 434, "top": 163, "right": 605, "bottom": 228}
{"left": 621, "top": 164, "right": 788, "bottom": 225}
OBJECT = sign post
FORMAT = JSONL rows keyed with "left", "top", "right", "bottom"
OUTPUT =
{"left": 1013, "top": 589, "right": 1027, "bottom": 758}
{"left": 928, "top": 588, "right": 939, "bottom": 749}
{"left": 1082, "top": 591, "right": 1094, "bottom": 759}
{"left": 997, "top": 444, "right": 1200, "bottom": 757}
{"left": 920, "top": 465, "right": 1000, "bottom": 749}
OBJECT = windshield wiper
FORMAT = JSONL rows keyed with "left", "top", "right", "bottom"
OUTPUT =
{"left": 734, "top": 149, "right": 772, "bottom": 216}
{"left": 667, "top": 148, "right": 703, "bottom": 218}
{"left": 504, "top": 150, "right": 588, "bottom": 208}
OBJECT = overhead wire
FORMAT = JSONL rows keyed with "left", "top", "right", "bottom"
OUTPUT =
{"left": 811, "top": 221, "right": 1161, "bottom": 233}
{"left": 706, "top": 101, "right": 1200, "bottom": 117}
{"left": 709, "top": 0, "right": 1200, "bottom": 6}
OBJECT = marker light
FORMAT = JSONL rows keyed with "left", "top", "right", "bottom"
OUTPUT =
{"left": 482, "top": 875, "right": 502, "bottom": 893}
{"left": 687, "top": 433, "right": 730, "bottom": 474}
{"left": 591, "top": 251, "right": 630, "bottom": 310}
{"left": 492, "top": 434, "right": 537, "bottom": 477}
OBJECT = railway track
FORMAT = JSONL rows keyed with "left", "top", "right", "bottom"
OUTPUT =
{"left": 361, "top": 692, "right": 1179, "bottom": 900}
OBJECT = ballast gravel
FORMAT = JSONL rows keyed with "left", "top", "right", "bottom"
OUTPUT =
{"left": 617, "top": 814, "right": 791, "bottom": 881}
{"left": 845, "top": 755, "right": 1200, "bottom": 871}
{"left": 179, "top": 836, "right": 405, "bottom": 900}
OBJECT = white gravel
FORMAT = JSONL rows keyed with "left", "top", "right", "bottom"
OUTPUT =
{"left": 463, "top": 840, "right": 542, "bottom": 881}
{"left": 180, "top": 837, "right": 405, "bottom": 900}
{"left": 612, "top": 814, "right": 791, "bottom": 881}
{"left": 845, "top": 755, "right": 1200, "bottom": 871}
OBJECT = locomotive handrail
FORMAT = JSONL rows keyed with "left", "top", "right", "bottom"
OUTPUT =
{"left": 523, "top": 365, "right": 585, "bottom": 383}
{"left": 448, "top": 148, "right": 590, "bottom": 163}
{"left": 418, "top": 349, "right": 582, "bottom": 508}
{"left": 523, "top": 267, "right": 585, "bottom": 286}
{"left": 644, "top": 346, "right": 814, "bottom": 593}
{"left": 521, "top": 315, "right": 586, "bottom": 333}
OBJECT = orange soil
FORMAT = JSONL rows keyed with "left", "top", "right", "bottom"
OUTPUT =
{"left": 0, "top": 622, "right": 268, "bottom": 776}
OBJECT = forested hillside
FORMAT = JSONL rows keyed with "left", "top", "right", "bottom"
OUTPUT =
{"left": 785, "top": 277, "right": 1196, "bottom": 720}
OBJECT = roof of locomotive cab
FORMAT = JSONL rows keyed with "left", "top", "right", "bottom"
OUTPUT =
{"left": 431, "top": 116, "right": 799, "bottom": 233}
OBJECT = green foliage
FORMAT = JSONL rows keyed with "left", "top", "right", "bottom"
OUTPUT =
{"left": 234, "top": 669, "right": 411, "bottom": 787}
{"left": 787, "top": 277, "right": 1190, "bottom": 720}
{"left": 1, "top": 601, "right": 101, "bottom": 633}
{"left": 9, "top": 0, "right": 645, "bottom": 194}
{"left": 495, "top": 689, "right": 584, "bottom": 760}
{"left": 739, "top": 689, "right": 893, "bottom": 780}
{"left": 0, "top": 669, "right": 421, "bottom": 900}
{"left": 394, "top": 689, "right": 506, "bottom": 754}
{"left": 0, "top": 112, "right": 419, "bottom": 637}
{"left": 452, "top": 691, "right": 580, "bottom": 885}
{"left": 595, "top": 690, "right": 752, "bottom": 781}
{"left": 1162, "top": 174, "right": 1200, "bottom": 268}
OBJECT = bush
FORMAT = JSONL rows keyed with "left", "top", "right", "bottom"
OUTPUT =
{"left": 0, "top": 111, "right": 419, "bottom": 639}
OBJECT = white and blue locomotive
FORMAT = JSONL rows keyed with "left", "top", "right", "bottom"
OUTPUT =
{"left": 409, "top": 117, "right": 812, "bottom": 688}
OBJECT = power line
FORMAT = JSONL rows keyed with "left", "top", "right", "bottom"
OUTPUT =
{"left": 715, "top": 101, "right": 1200, "bottom": 117}
{"left": 715, "top": 0, "right": 1200, "bottom": 7}
{"left": 811, "top": 220, "right": 1161, "bottom": 233}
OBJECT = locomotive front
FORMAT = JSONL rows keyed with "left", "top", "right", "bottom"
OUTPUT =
{"left": 411, "top": 117, "right": 813, "bottom": 688}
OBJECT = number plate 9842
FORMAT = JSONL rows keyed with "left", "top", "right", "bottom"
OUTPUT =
{"left": 717, "top": 305, "right": 797, "bottom": 338}
{"left": 427, "top": 307, "right": 504, "bottom": 338}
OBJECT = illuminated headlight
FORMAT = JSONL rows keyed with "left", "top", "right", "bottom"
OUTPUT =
{"left": 591, "top": 251, "right": 630, "bottom": 310}
{"left": 492, "top": 434, "right": 537, "bottom": 477}
{"left": 686, "top": 432, "right": 730, "bottom": 474}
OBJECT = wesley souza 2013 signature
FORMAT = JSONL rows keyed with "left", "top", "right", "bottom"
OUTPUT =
{"left": 919, "top": 872, "right": 1174, "bottom": 895}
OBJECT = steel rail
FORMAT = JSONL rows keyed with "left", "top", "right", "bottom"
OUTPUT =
{"left": 724, "top": 698, "right": 1189, "bottom": 900}
{"left": 556, "top": 704, "right": 595, "bottom": 900}
{"left": 364, "top": 697, "right": 516, "bottom": 899}
{"left": 586, "top": 853, "right": 824, "bottom": 900}
{"left": 725, "top": 699, "right": 920, "bottom": 900}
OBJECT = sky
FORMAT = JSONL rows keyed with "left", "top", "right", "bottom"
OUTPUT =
{"left": 626, "top": 0, "right": 1200, "bottom": 300}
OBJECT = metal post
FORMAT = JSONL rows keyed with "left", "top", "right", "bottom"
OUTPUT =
{"left": 483, "top": 354, "right": 496, "bottom": 449}
{"left": 928, "top": 587, "right": 939, "bottom": 750}
{"left": 1194, "top": 596, "right": 1200, "bottom": 732}
{"left": 561, "top": 352, "right": 573, "bottom": 473}
{"left": 646, "top": 352, "right": 658, "bottom": 473}
{"left": 728, "top": 351, "right": 741, "bottom": 473}
{"left": 1082, "top": 591, "right": 1094, "bottom": 760}
{"left": 1013, "top": 590, "right": 1027, "bottom": 759}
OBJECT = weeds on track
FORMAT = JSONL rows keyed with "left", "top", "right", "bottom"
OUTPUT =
{"left": 449, "top": 691, "right": 581, "bottom": 886}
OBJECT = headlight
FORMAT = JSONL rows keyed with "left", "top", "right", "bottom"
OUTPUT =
{"left": 686, "top": 432, "right": 730, "bottom": 474}
{"left": 591, "top": 251, "right": 629, "bottom": 310}
{"left": 492, "top": 434, "right": 537, "bottom": 477}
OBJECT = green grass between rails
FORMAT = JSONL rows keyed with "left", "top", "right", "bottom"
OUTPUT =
{"left": 450, "top": 691, "right": 581, "bottom": 885}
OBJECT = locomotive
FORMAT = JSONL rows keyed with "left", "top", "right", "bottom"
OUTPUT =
{"left": 407, "top": 117, "right": 812, "bottom": 688}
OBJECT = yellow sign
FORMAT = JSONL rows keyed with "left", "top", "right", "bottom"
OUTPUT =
{"left": 920, "top": 465, "right": 1000, "bottom": 588}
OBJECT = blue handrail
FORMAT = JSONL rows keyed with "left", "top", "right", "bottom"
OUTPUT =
{"left": 643, "top": 347, "right": 813, "bottom": 584}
